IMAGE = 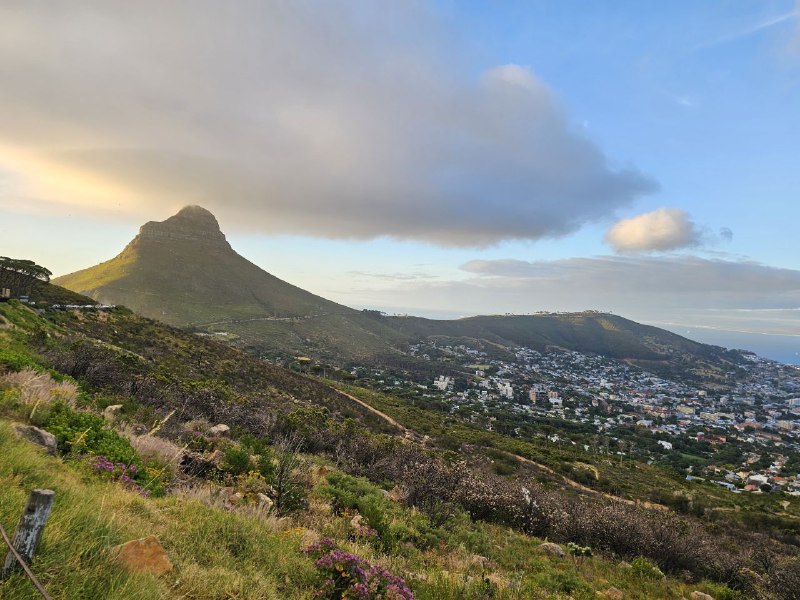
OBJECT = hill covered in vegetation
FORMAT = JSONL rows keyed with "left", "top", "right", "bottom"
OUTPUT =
{"left": 54, "top": 207, "right": 748, "bottom": 384}
{"left": 54, "top": 206, "right": 350, "bottom": 325}
{"left": 1, "top": 288, "right": 799, "bottom": 599}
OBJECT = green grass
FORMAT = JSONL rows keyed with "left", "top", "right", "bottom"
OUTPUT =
{"left": 0, "top": 420, "right": 318, "bottom": 600}
{"left": 0, "top": 422, "right": 735, "bottom": 600}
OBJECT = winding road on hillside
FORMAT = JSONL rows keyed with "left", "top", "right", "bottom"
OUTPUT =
{"left": 334, "top": 389, "right": 413, "bottom": 437}
{"left": 333, "top": 386, "right": 667, "bottom": 510}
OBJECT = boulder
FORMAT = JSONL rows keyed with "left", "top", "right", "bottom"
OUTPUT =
{"left": 112, "top": 535, "right": 173, "bottom": 575}
{"left": 540, "top": 542, "right": 565, "bottom": 557}
{"left": 600, "top": 587, "right": 624, "bottom": 600}
{"left": 103, "top": 404, "right": 124, "bottom": 422}
{"left": 15, "top": 425, "right": 57, "bottom": 455}
{"left": 208, "top": 424, "right": 230, "bottom": 436}
{"left": 350, "top": 514, "right": 364, "bottom": 529}
{"left": 256, "top": 493, "right": 274, "bottom": 512}
{"left": 690, "top": 593, "right": 714, "bottom": 600}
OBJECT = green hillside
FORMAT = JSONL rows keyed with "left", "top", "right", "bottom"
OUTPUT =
{"left": 3, "top": 292, "right": 791, "bottom": 600}
{"left": 53, "top": 207, "right": 747, "bottom": 381}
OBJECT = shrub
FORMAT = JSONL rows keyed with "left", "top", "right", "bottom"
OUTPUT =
{"left": 0, "top": 347, "right": 41, "bottom": 372}
{"left": 85, "top": 455, "right": 150, "bottom": 497}
{"left": 566, "top": 542, "right": 593, "bottom": 558}
{"left": 305, "top": 537, "right": 414, "bottom": 600}
{"left": 631, "top": 556, "right": 664, "bottom": 580}
{"left": 221, "top": 445, "right": 252, "bottom": 476}
{"left": 43, "top": 401, "right": 139, "bottom": 465}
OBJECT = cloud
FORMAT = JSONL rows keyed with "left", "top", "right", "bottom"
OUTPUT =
{"left": 457, "top": 256, "right": 800, "bottom": 314}
{"left": 697, "top": 7, "right": 799, "bottom": 50}
{"left": 347, "top": 270, "right": 438, "bottom": 281}
{"left": 0, "top": 1, "right": 655, "bottom": 247}
{"left": 346, "top": 256, "right": 800, "bottom": 336}
{"left": 792, "top": 1, "right": 800, "bottom": 54}
{"left": 605, "top": 208, "right": 700, "bottom": 253}
{"left": 719, "top": 227, "right": 734, "bottom": 242}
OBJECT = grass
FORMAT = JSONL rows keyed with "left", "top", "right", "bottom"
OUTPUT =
{"left": 0, "top": 420, "right": 317, "bottom": 600}
{"left": 0, "top": 418, "right": 739, "bottom": 600}
{"left": 0, "top": 292, "right": 765, "bottom": 599}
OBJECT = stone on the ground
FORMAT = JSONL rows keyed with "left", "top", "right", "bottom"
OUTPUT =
{"left": 112, "top": 535, "right": 173, "bottom": 575}
{"left": 103, "top": 404, "right": 124, "bottom": 422}
{"left": 256, "top": 493, "right": 274, "bottom": 512}
{"left": 208, "top": 423, "right": 230, "bottom": 436}
{"left": 690, "top": 592, "right": 714, "bottom": 600}
{"left": 539, "top": 542, "right": 565, "bottom": 557}
{"left": 14, "top": 425, "right": 57, "bottom": 455}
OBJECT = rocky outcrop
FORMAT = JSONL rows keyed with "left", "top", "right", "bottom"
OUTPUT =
{"left": 539, "top": 542, "right": 565, "bottom": 557}
{"left": 15, "top": 425, "right": 57, "bottom": 455}
{"left": 208, "top": 423, "right": 230, "bottom": 436}
{"left": 137, "top": 205, "right": 230, "bottom": 248}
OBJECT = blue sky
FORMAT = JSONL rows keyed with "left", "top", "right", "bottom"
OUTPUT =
{"left": 1, "top": 1, "right": 799, "bottom": 361}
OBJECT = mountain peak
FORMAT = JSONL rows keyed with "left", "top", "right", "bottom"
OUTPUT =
{"left": 138, "top": 205, "right": 229, "bottom": 247}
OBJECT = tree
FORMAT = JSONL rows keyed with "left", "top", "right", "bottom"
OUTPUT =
{"left": 0, "top": 257, "right": 52, "bottom": 297}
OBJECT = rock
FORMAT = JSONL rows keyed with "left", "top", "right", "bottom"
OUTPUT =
{"left": 690, "top": 593, "right": 714, "bottom": 600}
{"left": 112, "top": 535, "right": 172, "bottom": 575}
{"left": 103, "top": 404, "right": 124, "bottom": 422}
{"left": 350, "top": 514, "right": 364, "bottom": 529}
{"left": 15, "top": 425, "right": 57, "bottom": 455}
{"left": 256, "top": 493, "right": 274, "bottom": 512}
{"left": 540, "top": 542, "right": 565, "bottom": 557}
{"left": 599, "top": 587, "right": 624, "bottom": 600}
{"left": 208, "top": 424, "right": 230, "bottom": 436}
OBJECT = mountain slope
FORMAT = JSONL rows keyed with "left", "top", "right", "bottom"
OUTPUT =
{"left": 54, "top": 206, "right": 352, "bottom": 325}
{"left": 54, "top": 207, "right": 746, "bottom": 379}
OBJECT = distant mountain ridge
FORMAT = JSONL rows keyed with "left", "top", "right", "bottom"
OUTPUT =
{"left": 55, "top": 206, "right": 746, "bottom": 382}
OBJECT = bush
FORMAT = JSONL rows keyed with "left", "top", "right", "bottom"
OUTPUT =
{"left": 304, "top": 537, "right": 414, "bottom": 600}
{"left": 43, "top": 401, "right": 139, "bottom": 465}
{"left": 221, "top": 445, "right": 252, "bottom": 476}
{"left": 0, "top": 347, "right": 41, "bottom": 372}
{"left": 631, "top": 556, "right": 664, "bottom": 579}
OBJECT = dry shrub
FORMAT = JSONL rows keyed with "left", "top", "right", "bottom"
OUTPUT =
{"left": 0, "top": 367, "right": 78, "bottom": 408}
{"left": 173, "top": 482, "right": 284, "bottom": 526}
{"left": 118, "top": 425, "right": 186, "bottom": 477}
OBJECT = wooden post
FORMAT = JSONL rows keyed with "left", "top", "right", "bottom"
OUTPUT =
{"left": 2, "top": 489, "right": 55, "bottom": 578}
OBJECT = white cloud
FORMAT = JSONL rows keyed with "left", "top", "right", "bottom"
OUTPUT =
{"left": 605, "top": 207, "right": 699, "bottom": 253}
{"left": 0, "top": 1, "right": 655, "bottom": 247}
{"left": 348, "top": 256, "right": 800, "bottom": 337}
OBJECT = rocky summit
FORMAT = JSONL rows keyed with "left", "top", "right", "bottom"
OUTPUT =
{"left": 137, "top": 205, "right": 230, "bottom": 247}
